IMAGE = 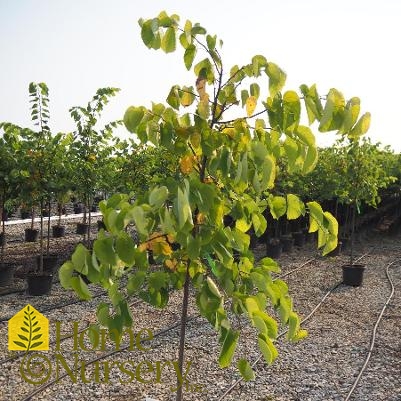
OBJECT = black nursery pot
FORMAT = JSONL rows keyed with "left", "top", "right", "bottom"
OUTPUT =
{"left": 52, "top": 225, "right": 66, "bottom": 238}
{"left": 266, "top": 240, "right": 282, "bottom": 259}
{"left": 25, "top": 228, "right": 39, "bottom": 242}
{"left": 36, "top": 254, "right": 59, "bottom": 273}
{"left": 21, "top": 211, "right": 31, "bottom": 220}
{"left": 281, "top": 236, "right": 294, "bottom": 253}
{"left": 74, "top": 205, "right": 83, "bottom": 214}
{"left": 0, "top": 232, "right": 5, "bottom": 247}
{"left": 292, "top": 231, "right": 305, "bottom": 247}
{"left": 0, "top": 263, "right": 16, "bottom": 287}
{"left": 342, "top": 264, "right": 366, "bottom": 287}
{"left": 76, "top": 223, "right": 89, "bottom": 235}
{"left": 27, "top": 273, "right": 53, "bottom": 296}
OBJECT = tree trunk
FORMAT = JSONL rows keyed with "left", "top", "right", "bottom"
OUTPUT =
{"left": 30, "top": 206, "right": 35, "bottom": 230}
{"left": 39, "top": 199, "right": 44, "bottom": 273}
{"left": 175, "top": 264, "right": 190, "bottom": 401}
{"left": 350, "top": 203, "right": 356, "bottom": 266}
{"left": 0, "top": 196, "right": 5, "bottom": 266}
{"left": 58, "top": 202, "right": 62, "bottom": 226}
{"left": 46, "top": 199, "right": 51, "bottom": 255}
{"left": 87, "top": 196, "right": 92, "bottom": 248}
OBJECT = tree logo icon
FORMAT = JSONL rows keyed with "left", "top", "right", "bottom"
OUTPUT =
{"left": 8, "top": 304, "right": 49, "bottom": 351}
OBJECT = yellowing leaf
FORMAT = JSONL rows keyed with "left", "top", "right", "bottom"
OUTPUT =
{"left": 348, "top": 112, "right": 371, "bottom": 139}
{"left": 180, "top": 87, "right": 195, "bottom": 107}
{"left": 175, "top": 127, "right": 190, "bottom": 139}
{"left": 196, "top": 76, "right": 207, "bottom": 98}
{"left": 197, "top": 93, "right": 210, "bottom": 119}
{"left": 165, "top": 258, "right": 178, "bottom": 270}
{"left": 151, "top": 240, "right": 173, "bottom": 256}
{"left": 180, "top": 155, "right": 195, "bottom": 174}
{"left": 190, "top": 132, "right": 201, "bottom": 148}
{"left": 246, "top": 96, "right": 257, "bottom": 117}
{"left": 138, "top": 243, "right": 148, "bottom": 252}
{"left": 147, "top": 232, "right": 173, "bottom": 256}
{"left": 196, "top": 212, "right": 206, "bottom": 224}
{"left": 222, "top": 127, "right": 235, "bottom": 138}
{"left": 236, "top": 218, "right": 252, "bottom": 232}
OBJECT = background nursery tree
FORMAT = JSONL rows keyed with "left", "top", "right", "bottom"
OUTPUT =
{"left": 69, "top": 87, "right": 121, "bottom": 245}
{"left": 60, "top": 11, "right": 371, "bottom": 400}
{"left": 0, "top": 124, "right": 21, "bottom": 286}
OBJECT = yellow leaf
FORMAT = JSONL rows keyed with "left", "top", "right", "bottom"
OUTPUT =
{"left": 152, "top": 241, "right": 173, "bottom": 256}
{"left": 166, "top": 234, "right": 175, "bottom": 244}
{"left": 197, "top": 93, "right": 210, "bottom": 119}
{"left": 165, "top": 258, "right": 178, "bottom": 271}
{"left": 222, "top": 127, "right": 235, "bottom": 138}
{"left": 246, "top": 96, "right": 257, "bottom": 117}
{"left": 196, "top": 212, "right": 206, "bottom": 224}
{"left": 190, "top": 132, "right": 201, "bottom": 148}
{"left": 148, "top": 234, "right": 173, "bottom": 256}
{"left": 180, "top": 155, "right": 194, "bottom": 174}
{"left": 138, "top": 243, "right": 148, "bottom": 252}
{"left": 176, "top": 127, "right": 190, "bottom": 139}
{"left": 181, "top": 91, "right": 193, "bottom": 107}
{"left": 196, "top": 76, "right": 206, "bottom": 98}
{"left": 236, "top": 218, "right": 251, "bottom": 232}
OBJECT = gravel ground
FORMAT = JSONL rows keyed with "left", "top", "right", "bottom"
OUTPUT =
{"left": 0, "top": 224, "right": 400, "bottom": 401}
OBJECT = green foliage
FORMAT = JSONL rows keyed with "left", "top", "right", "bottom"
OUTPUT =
{"left": 68, "top": 87, "right": 122, "bottom": 222}
{"left": 111, "top": 140, "right": 180, "bottom": 194}
{"left": 280, "top": 138, "right": 397, "bottom": 209}
{"left": 60, "top": 11, "right": 378, "bottom": 384}
{"left": 0, "top": 124, "right": 21, "bottom": 213}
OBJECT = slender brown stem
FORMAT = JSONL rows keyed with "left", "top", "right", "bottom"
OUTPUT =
{"left": 58, "top": 203, "right": 62, "bottom": 226}
{"left": 87, "top": 197, "right": 92, "bottom": 248}
{"left": 0, "top": 197, "right": 5, "bottom": 266}
{"left": 30, "top": 206, "right": 34, "bottom": 230}
{"left": 175, "top": 263, "right": 190, "bottom": 401}
{"left": 46, "top": 199, "right": 51, "bottom": 255}
{"left": 350, "top": 203, "right": 356, "bottom": 266}
{"left": 39, "top": 199, "right": 44, "bottom": 273}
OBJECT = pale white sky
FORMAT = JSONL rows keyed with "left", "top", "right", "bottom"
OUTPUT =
{"left": 1, "top": 0, "right": 400, "bottom": 151}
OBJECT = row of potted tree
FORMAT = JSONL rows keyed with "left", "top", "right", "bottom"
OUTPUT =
{"left": 0, "top": 84, "right": 122, "bottom": 293}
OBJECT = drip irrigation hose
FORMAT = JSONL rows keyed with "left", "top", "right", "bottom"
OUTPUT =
{"left": 343, "top": 260, "right": 398, "bottom": 401}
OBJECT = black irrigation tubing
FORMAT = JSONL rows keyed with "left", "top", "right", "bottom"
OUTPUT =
{"left": 278, "top": 249, "right": 372, "bottom": 281}
{"left": 0, "top": 297, "right": 143, "bottom": 365}
{"left": 18, "top": 315, "right": 199, "bottom": 401}
{"left": 0, "top": 288, "right": 109, "bottom": 323}
{"left": 278, "top": 258, "right": 315, "bottom": 279}
{"left": 0, "top": 287, "right": 26, "bottom": 297}
{"left": 343, "top": 260, "right": 399, "bottom": 401}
